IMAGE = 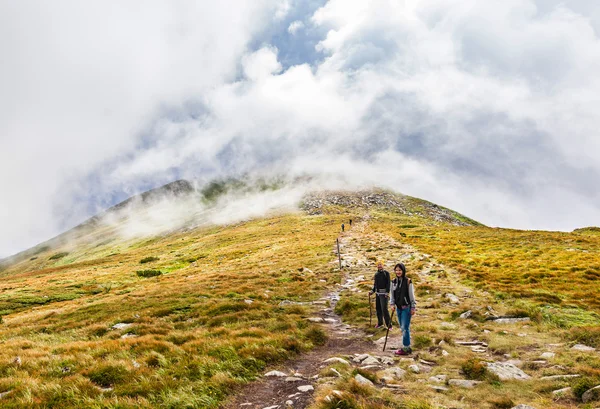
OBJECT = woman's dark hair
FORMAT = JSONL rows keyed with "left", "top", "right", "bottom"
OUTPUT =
{"left": 394, "top": 263, "right": 406, "bottom": 277}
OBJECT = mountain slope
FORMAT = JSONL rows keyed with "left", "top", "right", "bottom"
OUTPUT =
{"left": 0, "top": 182, "right": 599, "bottom": 409}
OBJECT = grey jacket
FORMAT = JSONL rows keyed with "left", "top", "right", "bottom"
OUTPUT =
{"left": 390, "top": 277, "right": 416, "bottom": 309}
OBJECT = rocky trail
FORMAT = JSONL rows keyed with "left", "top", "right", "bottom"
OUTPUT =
{"left": 222, "top": 218, "right": 600, "bottom": 409}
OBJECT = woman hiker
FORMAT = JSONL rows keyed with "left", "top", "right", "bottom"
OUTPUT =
{"left": 390, "top": 262, "right": 416, "bottom": 355}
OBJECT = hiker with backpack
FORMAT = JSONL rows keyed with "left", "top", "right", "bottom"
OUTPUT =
{"left": 369, "top": 261, "right": 392, "bottom": 329}
{"left": 390, "top": 262, "right": 416, "bottom": 355}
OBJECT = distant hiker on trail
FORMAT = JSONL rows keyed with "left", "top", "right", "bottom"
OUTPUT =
{"left": 349, "top": 219, "right": 352, "bottom": 226}
{"left": 341, "top": 223, "right": 345, "bottom": 232}
{"left": 390, "top": 262, "right": 416, "bottom": 355}
{"left": 369, "top": 261, "right": 392, "bottom": 329}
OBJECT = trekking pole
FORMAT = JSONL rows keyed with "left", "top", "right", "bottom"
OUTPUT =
{"left": 336, "top": 238, "right": 342, "bottom": 269}
{"left": 382, "top": 307, "right": 396, "bottom": 352}
{"left": 368, "top": 293, "right": 372, "bottom": 326}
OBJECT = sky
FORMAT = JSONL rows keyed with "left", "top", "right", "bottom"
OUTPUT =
{"left": 1, "top": 0, "right": 600, "bottom": 258}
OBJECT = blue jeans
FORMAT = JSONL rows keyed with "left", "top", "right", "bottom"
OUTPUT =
{"left": 396, "top": 307, "right": 412, "bottom": 348}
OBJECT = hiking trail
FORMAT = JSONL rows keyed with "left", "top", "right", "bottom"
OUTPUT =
{"left": 221, "top": 217, "right": 586, "bottom": 409}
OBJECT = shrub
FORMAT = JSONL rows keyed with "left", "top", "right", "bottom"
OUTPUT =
{"left": 136, "top": 270, "right": 162, "bottom": 278}
{"left": 413, "top": 335, "right": 432, "bottom": 349}
{"left": 461, "top": 357, "right": 488, "bottom": 380}
{"left": 49, "top": 252, "right": 69, "bottom": 260}
{"left": 573, "top": 377, "right": 598, "bottom": 400}
{"left": 305, "top": 326, "right": 327, "bottom": 346}
{"left": 87, "top": 364, "right": 128, "bottom": 387}
{"left": 570, "top": 326, "right": 600, "bottom": 348}
{"left": 140, "top": 256, "right": 159, "bottom": 264}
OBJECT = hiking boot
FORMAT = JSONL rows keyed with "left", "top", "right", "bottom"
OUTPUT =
{"left": 387, "top": 325, "right": 393, "bottom": 331}
{"left": 374, "top": 324, "right": 383, "bottom": 329}
{"left": 394, "top": 349, "right": 409, "bottom": 356}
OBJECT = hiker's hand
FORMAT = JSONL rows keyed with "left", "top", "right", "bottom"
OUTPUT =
{"left": 411, "top": 309, "right": 416, "bottom": 316}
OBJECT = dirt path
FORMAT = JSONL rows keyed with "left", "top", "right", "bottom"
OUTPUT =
{"left": 221, "top": 217, "right": 456, "bottom": 409}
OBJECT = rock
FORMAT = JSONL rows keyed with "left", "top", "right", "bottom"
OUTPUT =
{"left": 244, "top": 299, "right": 254, "bottom": 304}
{"left": 112, "top": 323, "right": 132, "bottom": 330}
{"left": 448, "top": 379, "right": 482, "bottom": 388}
{"left": 0, "top": 390, "right": 13, "bottom": 399}
{"left": 265, "top": 370, "right": 288, "bottom": 377}
{"left": 354, "top": 374, "right": 374, "bottom": 386}
{"left": 263, "top": 406, "right": 279, "bottom": 409}
{"left": 324, "top": 357, "right": 350, "bottom": 366}
{"left": 441, "top": 350, "right": 449, "bottom": 357}
{"left": 486, "top": 362, "right": 530, "bottom": 380}
{"left": 429, "top": 375, "right": 447, "bottom": 383}
{"left": 408, "top": 365, "right": 420, "bottom": 373}
{"left": 285, "top": 377, "right": 303, "bottom": 382}
{"left": 362, "top": 356, "right": 380, "bottom": 366}
{"left": 445, "top": 293, "right": 460, "bottom": 304}
{"left": 552, "top": 387, "right": 571, "bottom": 396}
{"left": 491, "top": 317, "right": 531, "bottom": 324}
{"left": 459, "top": 310, "right": 472, "bottom": 319}
{"left": 511, "top": 405, "right": 536, "bottom": 409}
{"left": 132, "top": 360, "right": 141, "bottom": 369}
{"left": 582, "top": 385, "right": 600, "bottom": 403}
{"left": 13, "top": 356, "right": 21, "bottom": 366}
{"left": 430, "top": 385, "right": 449, "bottom": 392}
{"left": 440, "top": 322, "right": 457, "bottom": 330}
{"left": 380, "top": 356, "right": 394, "bottom": 365}
{"left": 120, "top": 333, "right": 137, "bottom": 339}
{"left": 540, "top": 374, "right": 581, "bottom": 380}
{"left": 330, "top": 368, "right": 342, "bottom": 377}
{"left": 379, "top": 367, "right": 406, "bottom": 382}
{"left": 540, "top": 352, "right": 555, "bottom": 359}
{"left": 571, "top": 344, "right": 596, "bottom": 352}
{"left": 297, "top": 385, "right": 314, "bottom": 392}
{"left": 308, "top": 317, "right": 324, "bottom": 323}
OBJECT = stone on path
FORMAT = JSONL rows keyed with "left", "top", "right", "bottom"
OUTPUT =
{"left": 297, "top": 385, "right": 314, "bottom": 392}
{"left": 354, "top": 374, "right": 374, "bottom": 386}
{"left": 459, "top": 310, "right": 472, "bottom": 319}
{"left": 571, "top": 344, "right": 596, "bottom": 352}
{"left": 379, "top": 367, "right": 406, "bottom": 383}
{"left": 582, "top": 385, "right": 600, "bottom": 403}
{"left": 265, "top": 370, "right": 288, "bottom": 377}
{"left": 362, "top": 356, "right": 380, "bottom": 366}
{"left": 285, "top": 377, "right": 303, "bottom": 382}
{"left": 324, "top": 357, "right": 351, "bottom": 366}
{"left": 445, "top": 293, "right": 460, "bottom": 304}
{"left": 448, "top": 379, "right": 482, "bottom": 388}
{"left": 486, "top": 362, "right": 530, "bottom": 381}
{"left": 308, "top": 317, "right": 324, "bottom": 323}
{"left": 262, "top": 406, "right": 279, "bottom": 409}
{"left": 540, "top": 352, "right": 555, "bottom": 359}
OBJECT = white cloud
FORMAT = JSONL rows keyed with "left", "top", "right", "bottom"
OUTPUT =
{"left": 288, "top": 20, "right": 305, "bottom": 34}
{"left": 2, "top": 0, "right": 600, "bottom": 257}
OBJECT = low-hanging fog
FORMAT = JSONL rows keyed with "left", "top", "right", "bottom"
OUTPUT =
{"left": 1, "top": 0, "right": 600, "bottom": 258}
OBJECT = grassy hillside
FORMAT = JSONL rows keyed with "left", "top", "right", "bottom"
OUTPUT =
{"left": 1, "top": 187, "right": 599, "bottom": 408}
{"left": 0, "top": 212, "right": 342, "bottom": 408}
{"left": 368, "top": 210, "right": 600, "bottom": 326}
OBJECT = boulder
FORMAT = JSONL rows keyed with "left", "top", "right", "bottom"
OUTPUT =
{"left": 486, "top": 362, "right": 530, "bottom": 380}
{"left": 354, "top": 374, "right": 374, "bottom": 386}
{"left": 379, "top": 367, "right": 406, "bottom": 382}
{"left": 571, "top": 344, "right": 596, "bottom": 352}
{"left": 552, "top": 387, "right": 571, "bottom": 397}
{"left": 448, "top": 379, "right": 482, "bottom": 388}
{"left": 582, "top": 385, "right": 600, "bottom": 403}
{"left": 362, "top": 356, "right": 380, "bottom": 366}
{"left": 408, "top": 364, "right": 420, "bottom": 373}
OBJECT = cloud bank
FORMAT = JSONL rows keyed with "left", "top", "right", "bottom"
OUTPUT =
{"left": 1, "top": 0, "right": 600, "bottom": 257}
